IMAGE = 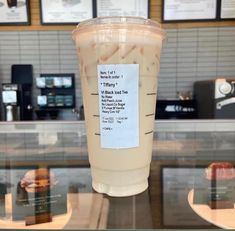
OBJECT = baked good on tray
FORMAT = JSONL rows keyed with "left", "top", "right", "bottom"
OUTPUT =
{"left": 206, "top": 162, "right": 235, "bottom": 180}
{"left": 20, "top": 168, "right": 58, "bottom": 193}
{"left": 205, "top": 162, "right": 235, "bottom": 209}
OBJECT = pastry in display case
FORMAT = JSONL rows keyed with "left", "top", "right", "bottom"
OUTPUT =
{"left": 206, "top": 162, "right": 235, "bottom": 209}
{"left": 0, "top": 166, "right": 109, "bottom": 229}
{"left": 206, "top": 162, "right": 235, "bottom": 181}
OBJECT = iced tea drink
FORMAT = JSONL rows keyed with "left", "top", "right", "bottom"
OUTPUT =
{"left": 73, "top": 17, "right": 165, "bottom": 196}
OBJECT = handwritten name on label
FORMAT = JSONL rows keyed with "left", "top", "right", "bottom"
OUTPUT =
{"left": 98, "top": 64, "right": 139, "bottom": 149}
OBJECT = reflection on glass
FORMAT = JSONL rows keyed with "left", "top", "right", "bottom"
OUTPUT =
{"left": 16, "top": 168, "right": 53, "bottom": 225}
{"left": 160, "top": 166, "right": 215, "bottom": 228}
{"left": 106, "top": 190, "right": 153, "bottom": 229}
{"left": 0, "top": 122, "right": 234, "bottom": 229}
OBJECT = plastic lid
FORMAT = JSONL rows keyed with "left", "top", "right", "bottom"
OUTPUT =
{"left": 72, "top": 16, "right": 166, "bottom": 40}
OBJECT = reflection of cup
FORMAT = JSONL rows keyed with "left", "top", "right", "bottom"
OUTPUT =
{"left": 73, "top": 17, "right": 165, "bottom": 197}
{"left": 7, "top": 0, "right": 17, "bottom": 8}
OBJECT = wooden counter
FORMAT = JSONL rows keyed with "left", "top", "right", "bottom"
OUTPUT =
{"left": 188, "top": 190, "right": 235, "bottom": 229}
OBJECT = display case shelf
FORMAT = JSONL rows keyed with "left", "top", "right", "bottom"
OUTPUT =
{"left": 0, "top": 120, "right": 234, "bottom": 230}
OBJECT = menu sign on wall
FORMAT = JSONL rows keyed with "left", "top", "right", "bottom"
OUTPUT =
{"left": 220, "top": 0, "right": 235, "bottom": 19}
{"left": 163, "top": 0, "right": 217, "bottom": 22}
{"left": 40, "top": 0, "right": 94, "bottom": 24}
{"left": 0, "top": 0, "right": 30, "bottom": 25}
{"left": 95, "top": 0, "right": 149, "bottom": 19}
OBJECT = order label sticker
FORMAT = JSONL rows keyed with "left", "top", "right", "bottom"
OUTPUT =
{"left": 98, "top": 64, "right": 139, "bottom": 149}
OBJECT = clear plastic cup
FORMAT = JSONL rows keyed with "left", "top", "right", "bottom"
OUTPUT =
{"left": 72, "top": 17, "right": 166, "bottom": 197}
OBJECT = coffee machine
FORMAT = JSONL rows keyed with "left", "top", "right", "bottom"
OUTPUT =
{"left": 11, "top": 64, "right": 33, "bottom": 121}
{"left": 2, "top": 84, "right": 19, "bottom": 121}
{"left": 194, "top": 78, "right": 235, "bottom": 118}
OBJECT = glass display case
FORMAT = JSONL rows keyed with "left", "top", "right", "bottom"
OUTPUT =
{"left": 0, "top": 120, "right": 234, "bottom": 229}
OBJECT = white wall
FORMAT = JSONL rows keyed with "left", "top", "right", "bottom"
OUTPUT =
{"left": 0, "top": 27, "right": 235, "bottom": 119}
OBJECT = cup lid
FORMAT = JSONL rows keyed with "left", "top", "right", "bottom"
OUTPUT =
{"left": 72, "top": 16, "right": 166, "bottom": 41}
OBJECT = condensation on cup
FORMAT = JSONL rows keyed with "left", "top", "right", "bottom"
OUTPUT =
{"left": 72, "top": 17, "right": 166, "bottom": 197}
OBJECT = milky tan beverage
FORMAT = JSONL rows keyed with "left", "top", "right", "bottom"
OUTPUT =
{"left": 73, "top": 17, "right": 165, "bottom": 197}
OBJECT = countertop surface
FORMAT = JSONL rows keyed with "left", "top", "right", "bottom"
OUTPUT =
{"left": 0, "top": 120, "right": 234, "bottom": 229}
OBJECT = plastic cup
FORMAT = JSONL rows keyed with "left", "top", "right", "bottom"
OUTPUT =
{"left": 72, "top": 17, "right": 166, "bottom": 197}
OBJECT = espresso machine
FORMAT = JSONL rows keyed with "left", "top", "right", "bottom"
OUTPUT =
{"left": 2, "top": 84, "right": 19, "bottom": 121}
{"left": 11, "top": 64, "right": 33, "bottom": 121}
{"left": 194, "top": 78, "right": 235, "bottom": 118}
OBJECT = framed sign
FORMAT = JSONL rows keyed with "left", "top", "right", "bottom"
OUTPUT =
{"left": 161, "top": 166, "right": 214, "bottom": 228}
{"left": 40, "top": 0, "right": 94, "bottom": 25}
{"left": 94, "top": 0, "right": 150, "bottom": 19}
{"left": 162, "top": 0, "right": 217, "bottom": 22}
{"left": 220, "top": 0, "right": 235, "bottom": 19}
{"left": 0, "top": 0, "right": 30, "bottom": 25}
{"left": 10, "top": 166, "right": 68, "bottom": 224}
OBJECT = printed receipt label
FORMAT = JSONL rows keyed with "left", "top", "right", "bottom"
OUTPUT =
{"left": 98, "top": 64, "right": 139, "bottom": 149}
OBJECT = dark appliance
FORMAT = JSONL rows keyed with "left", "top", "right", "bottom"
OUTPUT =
{"left": 155, "top": 100, "right": 197, "bottom": 119}
{"left": 194, "top": 78, "right": 235, "bottom": 119}
{"left": 35, "top": 73, "right": 76, "bottom": 120}
{"left": 11, "top": 65, "right": 33, "bottom": 120}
